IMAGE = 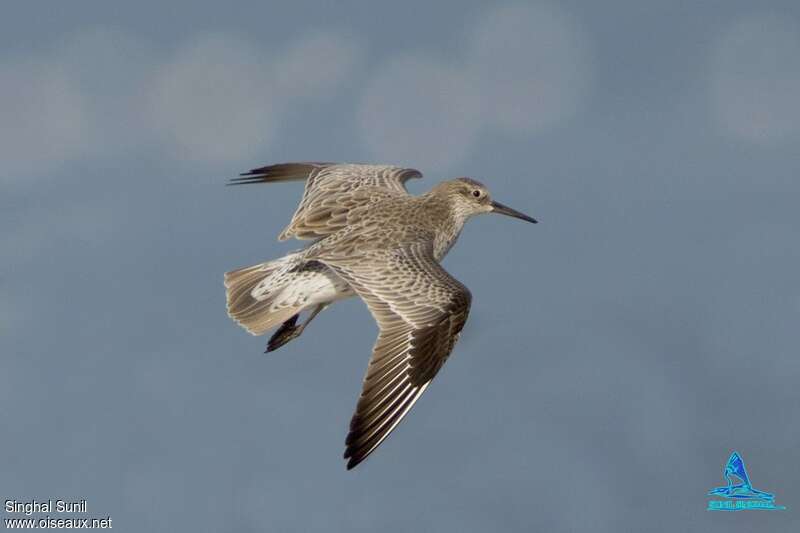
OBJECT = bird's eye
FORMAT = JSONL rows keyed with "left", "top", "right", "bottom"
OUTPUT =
{"left": 472, "top": 190, "right": 481, "bottom": 198}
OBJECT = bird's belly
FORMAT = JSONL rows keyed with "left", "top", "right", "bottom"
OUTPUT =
{"left": 273, "top": 265, "right": 355, "bottom": 308}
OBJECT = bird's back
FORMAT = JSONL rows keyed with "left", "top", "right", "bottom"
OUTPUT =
{"left": 230, "top": 162, "right": 423, "bottom": 241}
{"left": 304, "top": 191, "right": 463, "bottom": 263}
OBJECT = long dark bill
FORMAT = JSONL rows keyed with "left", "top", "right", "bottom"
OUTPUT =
{"left": 490, "top": 201, "right": 538, "bottom": 223}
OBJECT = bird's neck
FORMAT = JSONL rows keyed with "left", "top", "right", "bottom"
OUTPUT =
{"left": 421, "top": 192, "right": 469, "bottom": 261}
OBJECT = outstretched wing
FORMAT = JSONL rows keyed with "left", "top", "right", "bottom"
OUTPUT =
{"left": 229, "top": 162, "right": 423, "bottom": 241}
{"left": 314, "top": 242, "right": 472, "bottom": 470}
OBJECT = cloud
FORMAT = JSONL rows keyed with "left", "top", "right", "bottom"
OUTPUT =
{"left": 2, "top": 5, "right": 589, "bottom": 178}
{"left": 357, "top": 55, "right": 481, "bottom": 171}
{"left": 147, "top": 34, "right": 278, "bottom": 164}
{"left": 710, "top": 14, "right": 800, "bottom": 143}
{"left": 273, "top": 31, "right": 364, "bottom": 102}
{"left": 0, "top": 56, "right": 91, "bottom": 180}
{"left": 56, "top": 28, "right": 157, "bottom": 155}
{"left": 3, "top": 5, "right": 588, "bottom": 177}
{"left": 1, "top": 28, "right": 364, "bottom": 176}
{"left": 147, "top": 31, "right": 364, "bottom": 165}
{"left": 0, "top": 28, "right": 161, "bottom": 181}
{"left": 357, "top": 2, "right": 590, "bottom": 172}
{"left": 469, "top": 3, "right": 590, "bottom": 134}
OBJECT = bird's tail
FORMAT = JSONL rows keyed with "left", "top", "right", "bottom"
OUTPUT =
{"left": 224, "top": 253, "right": 304, "bottom": 335}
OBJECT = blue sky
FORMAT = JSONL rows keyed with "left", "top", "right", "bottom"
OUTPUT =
{"left": 2, "top": 1, "right": 799, "bottom": 532}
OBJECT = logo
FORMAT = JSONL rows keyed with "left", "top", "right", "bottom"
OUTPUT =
{"left": 707, "top": 451, "right": 786, "bottom": 511}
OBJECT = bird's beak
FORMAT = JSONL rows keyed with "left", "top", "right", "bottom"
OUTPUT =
{"left": 490, "top": 200, "right": 538, "bottom": 224}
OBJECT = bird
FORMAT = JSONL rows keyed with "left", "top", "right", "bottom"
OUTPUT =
{"left": 224, "top": 162, "right": 537, "bottom": 469}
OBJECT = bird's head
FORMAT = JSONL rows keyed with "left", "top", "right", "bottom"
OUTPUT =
{"left": 439, "top": 177, "right": 538, "bottom": 224}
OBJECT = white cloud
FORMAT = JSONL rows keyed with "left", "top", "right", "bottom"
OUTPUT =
{"left": 147, "top": 34, "right": 277, "bottom": 164}
{"left": 147, "top": 31, "right": 364, "bottom": 164}
{"left": 56, "top": 28, "right": 156, "bottom": 154}
{"left": 356, "top": 2, "right": 591, "bottom": 172}
{"left": 2, "top": 6, "right": 589, "bottom": 177}
{"left": 357, "top": 55, "right": 481, "bottom": 172}
{"left": 0, "top": 28, "right": 160, "bottom": 181}
{"left": 0, "top": 57, "right": 91, "bottom": 180}
{"left": 273, "top": 31, "right": 364, "bottom": 101}
{"left": 710, "top": 14, "right": 800, "bottom": 143}
{"left": 470, "top": 3, "right": 590, "bottom": 134}
{"left": 1, "top": 28, "right": 364, "bottom": 175}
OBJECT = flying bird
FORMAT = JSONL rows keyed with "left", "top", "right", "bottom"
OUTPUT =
{"left": 225, "top": 163, "right": 537, "bottom": 469}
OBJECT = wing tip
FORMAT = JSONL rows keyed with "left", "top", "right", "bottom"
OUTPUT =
{"left": 343, "top": 445, "right": 365, "bottom": 470}
{"left": 226, "top": 177, "right": 263, "bottom": 186}
{"left": 226, "top": 162, "right": 333, "bottom": 186}
{"left": 402, "top": 168, "right": 424, "bottom": 181}
{"left": 341, "top": 382, "right": 431, "bottom": 471}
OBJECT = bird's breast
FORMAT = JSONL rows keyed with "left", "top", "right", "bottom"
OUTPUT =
{"left": 433, "top": 226, "right": 463, "bottom": 261}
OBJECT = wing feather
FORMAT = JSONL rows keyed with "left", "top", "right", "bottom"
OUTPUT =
{"left": 315, "top": 243, "right": 471, "bottom": 469}
{"left": 228, "top": 162, "right": 423, "bottom": 241}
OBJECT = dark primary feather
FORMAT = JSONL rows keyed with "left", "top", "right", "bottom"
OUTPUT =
{"left": 312, "top": 242, "right": 471, "bottom": 470}
{"left": 227, "top": 162, "right": 333, "bottom": 186}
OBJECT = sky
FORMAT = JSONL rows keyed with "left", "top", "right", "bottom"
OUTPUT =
{"left": 2, "top": 1, "right": 799, "bottom": 531}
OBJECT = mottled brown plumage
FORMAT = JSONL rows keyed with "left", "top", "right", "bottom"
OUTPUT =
{"left": 225, "top": 162, "right": 536, "bottom": 469}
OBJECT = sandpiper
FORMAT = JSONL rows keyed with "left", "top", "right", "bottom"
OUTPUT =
{"left": 225, "top": 162, "right": 537, "bottom": 469}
